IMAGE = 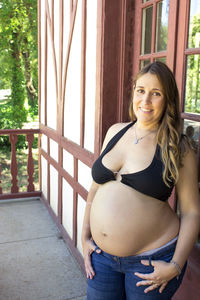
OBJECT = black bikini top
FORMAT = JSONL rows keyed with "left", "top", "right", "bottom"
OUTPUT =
{"left": 91, "top": 122, "right": 174, "bottom": 202}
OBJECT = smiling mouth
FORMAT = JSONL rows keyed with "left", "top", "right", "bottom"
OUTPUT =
{"left": 140, "top": 108, "right": 153, "bottom": 113}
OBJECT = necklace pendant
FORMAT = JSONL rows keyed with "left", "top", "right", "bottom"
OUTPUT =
{"left": 134, "top": 138, "right": 138, "bottom": 144}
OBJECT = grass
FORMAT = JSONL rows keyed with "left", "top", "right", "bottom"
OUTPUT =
{"left": 0, "top": 147, "right": 39, "bottom": 194}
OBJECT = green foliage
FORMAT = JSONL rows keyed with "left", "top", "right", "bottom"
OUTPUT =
{"left": 10, "top": 51, "right": 27, "bottom": 128}
{"left": 0, "top": 0, "right": 38, "bottom": 140}
{"left": 185, "top": 14, "right": 200, "bottom": 114}
{"left": 188, "top": 14, "right": 200, "bottom": 48}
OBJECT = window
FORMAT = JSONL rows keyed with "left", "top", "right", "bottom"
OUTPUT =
{"left": 133, "top": 0, "right": 173, "bottom": 73}
{"left": 181, "top": 0, "right": 200, "bottom": 246}
{"left": 184, "top": 1, "right": 200, "bottom": 115}
{"left": 140, "top": 0, "right": 169, "bottom": 66}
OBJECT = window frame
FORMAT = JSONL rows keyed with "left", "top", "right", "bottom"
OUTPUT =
{"left": 133, "top": 0, "right": 178, "bottom": 74}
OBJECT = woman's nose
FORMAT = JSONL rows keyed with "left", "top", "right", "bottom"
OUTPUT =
{"left": 142, "top": 93, "right": 151, "bottom": 104}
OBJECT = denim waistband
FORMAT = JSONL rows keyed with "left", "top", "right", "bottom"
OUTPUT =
{"left": 94, "top": 238, "right": 177, "bottom": 263}
{"left": 136, "top": 235, "right": 178, "bottom": 256}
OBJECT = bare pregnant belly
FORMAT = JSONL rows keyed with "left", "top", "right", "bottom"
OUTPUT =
{"left": 90, "top": 181, "right": 179, "bottom": 256}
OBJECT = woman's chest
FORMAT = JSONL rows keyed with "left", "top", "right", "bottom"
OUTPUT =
{"left": 102, "top": 140, "right": 157, "bottom": 174}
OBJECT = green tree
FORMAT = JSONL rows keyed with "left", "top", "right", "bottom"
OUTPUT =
{"left": 185, "top": 14, "right": 200, "bottom": 113}
{"left": 21, "top": 0, "right": 38, "bottom": 114}
{"left": 0, "top": 0, "right": 38, "bottom": 129}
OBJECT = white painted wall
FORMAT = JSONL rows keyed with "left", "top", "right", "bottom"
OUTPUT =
{"left": 40, "top": 0, "right": 98, "bottom": 258}
{"left": 41, "top": 156, "right": 48, "bottom": 199}
{"left": 62, "top": 178, "right": 74, "bottom": 239}
{"left": 46, "top": 21, "right": 57, "bottom": 130}
{"left": 50, "top": 139, "right": 58, "bottom": 162}
{"left": 78, "top": 160, "right": 92, "bottom": 191}
{"left": 41, "top": 134, "right": 48, "bottom": 152}
{"left": 77, "top": 195, "right": 86, "bottom": 254}
{"left": 63, "top": 0, "right": 82, "bottom": 145}
{"left": 50, "top": 165, "right": 58, "bottom": 215}
{"left": 63, "top": 149, "right": 74, "bottom": 177}
{"left": 84, "top": 0, "right": 98, "bottom": 152}
{"left": 63, "top": 1, "right": 71, "bottom": 75}
{"left": 54, "top": 0, "right": 60, "bottom": 77}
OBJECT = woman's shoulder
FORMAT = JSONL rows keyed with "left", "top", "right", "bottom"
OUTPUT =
{"left": 101, "top": 122, "right": 132, "bottom": 151}
{"left": 106, "top": 121, "right": 133, "bottom": 141}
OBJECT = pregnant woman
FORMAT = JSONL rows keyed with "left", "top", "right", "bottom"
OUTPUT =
{"left": 81, "top": 62, "right": 200, "bottom": 300}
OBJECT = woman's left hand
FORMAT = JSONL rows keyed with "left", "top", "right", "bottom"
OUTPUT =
{"left": 134, "top": 260, "right": 179, "bottom": 294}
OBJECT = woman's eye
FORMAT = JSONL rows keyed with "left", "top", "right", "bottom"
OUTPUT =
{"left": 152, "top": 92, "right": 161, "bottom": 96}
{"left": 136, "top": 89, "right": 144, "bottom": 94}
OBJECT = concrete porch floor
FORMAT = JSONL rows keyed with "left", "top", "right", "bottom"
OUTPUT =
{"left": 0, "top": 198, "right": 87, "bottom": 300}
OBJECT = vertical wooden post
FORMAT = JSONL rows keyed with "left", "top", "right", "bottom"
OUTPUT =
{"left": 9, "top": 134, "right": 18, "bottom": 193}
{"left": 26, "top": 133, "right": 35, "bottom": 192}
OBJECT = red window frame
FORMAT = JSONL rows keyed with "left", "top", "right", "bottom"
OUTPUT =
{"left": 133, "top": 0, "right": 178, "bottom": 74}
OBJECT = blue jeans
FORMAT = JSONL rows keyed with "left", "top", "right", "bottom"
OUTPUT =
{"left": 87, "top": 240, "right": 187, "bottom": 300}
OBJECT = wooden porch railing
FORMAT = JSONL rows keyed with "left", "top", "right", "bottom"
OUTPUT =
{"left": 0, "top": 129, "right": 41, "bottom": 200}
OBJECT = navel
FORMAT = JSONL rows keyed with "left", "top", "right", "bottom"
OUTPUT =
{"left": 101, "top": 231, "right": 107, "bottom": 237}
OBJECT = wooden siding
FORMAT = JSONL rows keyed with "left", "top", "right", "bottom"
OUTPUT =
{"left": 38, "top": 0, "right": 134, "bottom": 272}
{"left": 38, "top": 2, "right": 200, "bottom": 298}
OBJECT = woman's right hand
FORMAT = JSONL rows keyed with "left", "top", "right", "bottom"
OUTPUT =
{"left": 83, "top": 239, "right": 101, "bottom": 279}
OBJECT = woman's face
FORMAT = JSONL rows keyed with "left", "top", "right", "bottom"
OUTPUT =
{"left": 132, "top": 73, "right": 166, "bottom": 128}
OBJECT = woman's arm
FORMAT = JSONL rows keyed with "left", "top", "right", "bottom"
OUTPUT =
{"left": 172, "top": 147, "right": 200, "bottom": 269}
{"left": 81, "top": 181, "right": 100, "bottom": 279}
{"left": 81, "top": 181, "right": 99, "bottom": 242}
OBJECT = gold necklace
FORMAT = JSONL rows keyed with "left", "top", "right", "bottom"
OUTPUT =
{"left": 134, "top": 125, "right": 156, "bottom": 144}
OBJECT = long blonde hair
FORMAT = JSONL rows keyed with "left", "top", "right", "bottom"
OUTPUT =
{"left": 129, "top": 62, "right": 185, "bottom": 186}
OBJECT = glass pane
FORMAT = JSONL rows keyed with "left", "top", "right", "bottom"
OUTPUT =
{"left": 184, "top": 55, "right": 200, "bottom": 114}
{"left": 154, "top": 57, "right": 166, "bottom": 63}
{"left": 141, "top": 6, "right": 153, "bottom": 55}
{"left": 155, "top": 0, "right": 169, "bottom": 52}
{"left": 140, "top": 59, "right": 151, "bottom": 69}
{"left": 188, "top": 0, "right": 200, "bottom": 48}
